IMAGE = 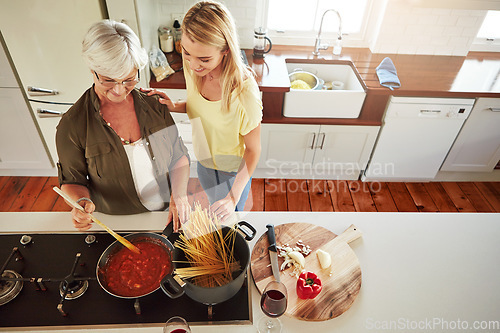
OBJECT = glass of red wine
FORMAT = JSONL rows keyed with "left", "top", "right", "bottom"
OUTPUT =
{"left": 258, "top": 280, "right": 288, "bottom": 333}
{"left": 163, "top": 316, "right": 191, "bottom": 333}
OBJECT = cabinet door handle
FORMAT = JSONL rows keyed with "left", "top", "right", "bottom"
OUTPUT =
{"left": 488, "top": 107, "right": 500, "bottom": 112}
{"left": 310, "top": 133, "right": 316, "bottom": 150}
{"left": 37, "top": 108, "right": 64, "bottom": 117}
{"left": 317, "top": 132, "right": 326, "bottom": 149}
{"left": 27, "top": 86, "right": 59, "bottom": 96}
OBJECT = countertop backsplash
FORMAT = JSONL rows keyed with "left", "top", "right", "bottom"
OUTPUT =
{"left": 156, "top": 0, "right": 257, "bottom": 49}
{"left": 372, "top": 2, "right": 487, "bottom": 56}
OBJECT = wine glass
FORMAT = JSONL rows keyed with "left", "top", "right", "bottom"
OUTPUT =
{"left": 163, "top": 316, "right": 191, "bottom": 333}
{"left": 258, "top": 280, "right": 288, "bottom": 333}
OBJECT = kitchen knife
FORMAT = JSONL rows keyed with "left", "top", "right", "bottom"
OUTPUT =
{"left": 266, "top": 224, "right": 281, "bottom": 282}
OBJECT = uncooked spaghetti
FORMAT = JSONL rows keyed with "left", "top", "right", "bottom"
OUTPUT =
{"left": 174, "top": 203, "right": 239, "bottom": 287}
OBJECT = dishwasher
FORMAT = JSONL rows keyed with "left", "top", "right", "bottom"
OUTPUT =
{"left": 363, "top": 97, "right": 475, "bottom": 181}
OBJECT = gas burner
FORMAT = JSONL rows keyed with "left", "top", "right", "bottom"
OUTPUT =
{"left": 0, "top": 270, "right": 23, "bottom": 306}
{"left": 59, "top": 278, "right": 88, "bottom": 300}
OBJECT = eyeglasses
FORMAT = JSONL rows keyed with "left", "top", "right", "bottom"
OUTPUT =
{"left": 94, "top": 71, "right": 140, "bottom": 88}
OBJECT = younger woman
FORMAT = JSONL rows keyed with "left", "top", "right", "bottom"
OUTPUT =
{"left": 144, "top": 1, "right": 262, "bottom": 222}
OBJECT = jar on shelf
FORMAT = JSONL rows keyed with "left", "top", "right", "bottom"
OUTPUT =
{"left": 158, "top": 26, "right": 174, "bottom": 53}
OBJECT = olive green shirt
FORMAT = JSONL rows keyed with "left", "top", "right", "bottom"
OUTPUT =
{"left": 56, "top": 86, "right": 189, "bottom": 215}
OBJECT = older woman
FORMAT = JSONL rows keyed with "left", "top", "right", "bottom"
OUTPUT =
{"left": 56, "top": 20, "right": 190, "bottom": 231}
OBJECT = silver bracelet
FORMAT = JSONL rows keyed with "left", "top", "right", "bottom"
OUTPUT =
{"left": 76, "top": 197, "right": 94, "bottom": 205}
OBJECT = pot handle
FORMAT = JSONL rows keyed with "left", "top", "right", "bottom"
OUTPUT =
{"left": 160, "top": 274, "right": 185, "bottom": 299}
{"left": 235, "top": 221, "right": 256, "bottom": 241}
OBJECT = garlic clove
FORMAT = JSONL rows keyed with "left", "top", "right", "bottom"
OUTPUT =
{"left": 316, "top": 249, "right": 332, "bottom": 269}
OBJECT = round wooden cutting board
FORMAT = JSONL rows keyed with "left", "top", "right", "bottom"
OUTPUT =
{"left": 250, "top": 223, "right": 362, "bottom": 321}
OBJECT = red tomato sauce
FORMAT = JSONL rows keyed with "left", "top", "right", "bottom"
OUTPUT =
{"left": 103, "top": 240, "right": 171, "bottom": 297}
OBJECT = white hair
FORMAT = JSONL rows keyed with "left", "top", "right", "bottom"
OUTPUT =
{"left": 82, "top": 20, "right": 148, "bottom": 79}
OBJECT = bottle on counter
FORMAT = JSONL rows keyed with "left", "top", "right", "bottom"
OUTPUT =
{"left": 173, "top": 19, "right": 182, "bottom": 54}
{"left": 333, "top": 37, "right": 342, "bottom": 56}
{"left": 158, "top": 26, "right": 174, "bottom": 53}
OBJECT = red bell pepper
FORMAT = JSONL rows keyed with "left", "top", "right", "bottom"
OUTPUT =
{"left": 296, "top": 271, "right": 322, "bottom": 299}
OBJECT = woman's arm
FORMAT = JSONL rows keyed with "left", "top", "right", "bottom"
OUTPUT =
{"left": 168, "top": 155, "right": 191, "bottom": 231}
{"left": 211, "top": 124, "right": 261, "bottom": 219}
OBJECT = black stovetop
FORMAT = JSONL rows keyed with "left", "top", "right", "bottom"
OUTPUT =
{"left": 0, "top": 232, "right": 251, "bottom": 329}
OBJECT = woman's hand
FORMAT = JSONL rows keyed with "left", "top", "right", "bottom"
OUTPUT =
{"left": 211, "top": 195, "right": 236, "bottom": 224}
{"left": 71, "top": 200, "right": 95, "bottom": 231}
{"left": 140, "top": 87, "right": 175, "bottom": 110}
{"left": 168, "top": 195, "right": 191, "bottom": 232}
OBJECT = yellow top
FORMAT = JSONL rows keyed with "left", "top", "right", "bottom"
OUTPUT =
{"left": 185, "top": 66, "right": 263, "bottom": 172}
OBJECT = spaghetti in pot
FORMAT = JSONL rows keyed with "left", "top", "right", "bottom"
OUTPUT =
{"left": 174, "top": 203, "right": 240, "bottom": 288}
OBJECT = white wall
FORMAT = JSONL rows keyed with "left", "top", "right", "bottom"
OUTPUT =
{"left": 154, "top": 0, "right": 257, "bottom": 49}
{"left": 370, "top": 1, "right": 487, "bottom": 56}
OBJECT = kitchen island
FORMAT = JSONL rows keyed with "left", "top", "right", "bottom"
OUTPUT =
{"left": 1, "top": 211, "right": 499, "bottom": 332}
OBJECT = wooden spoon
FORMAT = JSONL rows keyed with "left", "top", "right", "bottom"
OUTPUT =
{"left": 52, "top": 187, "right": 141, "bottom": 254}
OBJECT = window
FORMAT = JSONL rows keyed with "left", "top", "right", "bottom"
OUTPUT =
{"left": 477, "top": 11, "right": 500, "bottom": 39}
{"left": 472, "top": 10, "right": 500, "bottom": 52}
{"left": 265, "top": 0, "right": 372, "bottom": 46}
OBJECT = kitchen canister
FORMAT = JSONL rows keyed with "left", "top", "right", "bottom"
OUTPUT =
{"left": 158, "top": 26, "right": 174, "bottom": 53}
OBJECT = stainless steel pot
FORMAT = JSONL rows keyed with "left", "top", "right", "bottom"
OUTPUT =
{"left": 289, "top": 70, "right": 323, "bottom": 90}
{"left": 161, "top": 221, "right": 256, "bottom": 305}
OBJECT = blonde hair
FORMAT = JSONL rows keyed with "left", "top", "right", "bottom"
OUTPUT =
{"left": 82, "top": 20, "right": 148, "bottom": 79}
{"left": 182, "top": 1, "right": 254, "bottom": 112}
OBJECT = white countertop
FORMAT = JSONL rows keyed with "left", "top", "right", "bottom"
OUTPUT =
{"left": 1, "top": 211, "right": 499, "bottom": 332}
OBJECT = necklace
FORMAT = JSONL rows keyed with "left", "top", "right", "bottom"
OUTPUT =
{"left": 99, "top": 111, "right": 134, "bottom": 145}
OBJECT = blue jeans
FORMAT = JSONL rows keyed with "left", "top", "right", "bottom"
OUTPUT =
{"left": 196, "top": 162, "right": 252, "bottom": 211}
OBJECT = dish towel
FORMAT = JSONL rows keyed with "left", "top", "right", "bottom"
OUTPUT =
{"left": 376, "top": 57, "right": 400, "bottom": 90}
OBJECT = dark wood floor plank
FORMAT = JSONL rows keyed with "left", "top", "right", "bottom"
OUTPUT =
{"left": 369, "top": 182, "right": 398, "bottom": 212}
{"left": 286, "top": 179, "right": 311, "bottom": 211}
{"left": 474, "top": 182, "right": 500, "bottom": 212}
{"left": 51, "top": 196, "right": 72, "bottom": 212}
{"left": 0, "top": 177, "right": 29, "bottom": 211}
{"left": 458, "top": 182, "right": 494, "bottom": 212}
{"left": 440, "top": 182, "right": 477, "bottom": 212}
{"left": 0, "top": 176, "right": 10, "bottom": 193}
{"left": 423, "top": 182, "right": 458, "bottom": 212}
{"left": 264, "top": 179, "right": 287, "bottom": 211}
{"left": 9, "top": 177, "right": 48, "bottom": 212}
{"left": 245, "top": 178, "right": 264, "bottom": 211}
{"left": 327, "top": 180, "right": 355, "bottom": 212}
{"left": 308, "top": 179, "right": 333, "bottom": 212}
{"left": 3, "top": 177, "right": 500, "bottom": 215}
{"left": 405, "top": 183, "right": 439, "bottom": 212}
{"left": 30, "top": 177, "right": 60, "bottom": 211}
{"left": 348, "top": 181, "right": 377, "bottom": 212}
{"left": 386, "top": 182, "right": 419, "bottom": 212}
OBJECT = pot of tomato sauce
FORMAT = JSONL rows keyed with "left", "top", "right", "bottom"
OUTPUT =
{"left": 96, "top": 231, "right": 182, "bottom": 299}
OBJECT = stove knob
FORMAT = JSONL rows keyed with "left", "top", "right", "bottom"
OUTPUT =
{"left": 85, "top": 235, "right": 96, "bottom": 245}
{"left": 20, "top": 235, "right": 32, "bottom": 245}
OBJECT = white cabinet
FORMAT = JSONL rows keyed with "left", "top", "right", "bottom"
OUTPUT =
{"left": 441, "top": 98, "right": 500, "bottom": 172}
{"left": 0, "top": 40, "right": 52, "bottom": 173}
{"left": 0, "top": 0, "right": 104, "bottom": 170}
{"left": 256, "top": 124, "right": 379, "bottom": 179}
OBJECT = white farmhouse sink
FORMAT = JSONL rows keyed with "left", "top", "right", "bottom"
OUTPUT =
{"left": 283, "top": 59, "right": 366, "bottom": 118}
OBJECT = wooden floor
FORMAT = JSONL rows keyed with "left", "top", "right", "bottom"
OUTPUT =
{"left": 1, "top": 176, "right": 499, "bottom": 213}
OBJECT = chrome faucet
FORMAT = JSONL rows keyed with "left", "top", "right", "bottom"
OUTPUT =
{"left": 313, "top": 9, "right": 342, "bottom": 56}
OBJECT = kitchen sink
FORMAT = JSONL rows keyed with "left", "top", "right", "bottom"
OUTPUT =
{"left": 283, "top": 59, "right": 366, "bottom": 118}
